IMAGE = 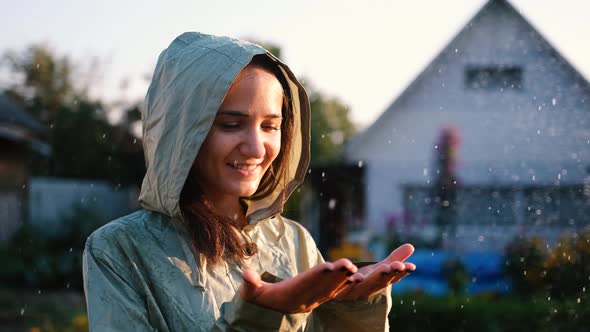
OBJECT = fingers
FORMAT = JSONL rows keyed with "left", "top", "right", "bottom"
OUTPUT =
{"left": 337, "top": 260, "right": 416, "bottom": 301}
{"left": 239, "top": 269, "right": 264, "bottom": 301}
{"left": 383, "top": 243, "right": 415, "bottom": 264}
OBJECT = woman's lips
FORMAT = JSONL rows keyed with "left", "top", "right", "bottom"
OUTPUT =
{"left": 228, "top": 163, "right": 261, "bottom": 177}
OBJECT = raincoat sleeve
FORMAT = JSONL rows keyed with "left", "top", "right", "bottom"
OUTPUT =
{"left": 83, "top": 244, "right": 155, "bottom": 331}
{"left": 212, "top": 294, "right": 308, "bottom": 331}
{"left": 306, "top": 243, "right": 393, "bottom": 331}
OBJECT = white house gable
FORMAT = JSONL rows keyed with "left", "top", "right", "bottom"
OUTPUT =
{"left": 345, "top": 0, "right": 590, "bottom": 251}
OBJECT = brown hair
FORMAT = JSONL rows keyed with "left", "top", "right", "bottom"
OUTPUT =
{"left": 179, "top": 55, "right": 294, "bottom": 264}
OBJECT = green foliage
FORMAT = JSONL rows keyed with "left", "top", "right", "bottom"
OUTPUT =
{"left": 504, "top": 230, "right": 590, "bottom": 298}
{"left": 0, "top": 288, "right": 87, "bottom": 332}
{"left": 389, "top": 292, "right": 590, "bottom": 332}
{"left": 2, "top": 44, "right": 145, "bottom": 185}
{"left": 504, "top": 236, "right": 549, "bottom": 296}
{"left": 0, "top": 206, "right": 106, "bottom": 290}
{"left": 442, "top": 258, "right": 469, "bottom": 294}
{"left": 545, "top": 229, "right": 590, "bottom": 298}
{"left": 308, "top": 91, "right": 356, "bottom": 165}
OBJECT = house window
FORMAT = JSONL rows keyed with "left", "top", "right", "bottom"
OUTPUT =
{"left": 524, "top": 186, "right": 588, "bottom": 227}
{"left": 465, "top": 66, "right": 523, "bottom": 90}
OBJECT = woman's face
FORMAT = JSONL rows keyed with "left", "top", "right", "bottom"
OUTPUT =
{"left": 193, "top": 65, "right": 283, "bottom": 207}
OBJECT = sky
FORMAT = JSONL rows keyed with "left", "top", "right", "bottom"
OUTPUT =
{"left": 2, "top": 0, "right": 590, "bottom": 128}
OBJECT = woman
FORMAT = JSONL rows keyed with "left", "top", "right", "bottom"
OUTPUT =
{"left": 83, "top": 32, "right": 415, "bottom": 331}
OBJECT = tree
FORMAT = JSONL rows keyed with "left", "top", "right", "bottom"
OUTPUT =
{"left": 1, "top": 45, "right": 145, "bottom": 185}
{"left": 307, "top": 88, "right": 356, "bottom": 165}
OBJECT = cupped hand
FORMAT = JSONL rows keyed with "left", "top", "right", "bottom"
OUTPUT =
{"left": 239, "top": 258, "right": 357, "bottom": 314}
{"left": 334, "top": 243, "right": 416, "bottom": 301}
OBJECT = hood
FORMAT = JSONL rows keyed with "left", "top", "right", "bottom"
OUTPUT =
{"left": 138, "top": 32, "right": 310, "bottom": 223}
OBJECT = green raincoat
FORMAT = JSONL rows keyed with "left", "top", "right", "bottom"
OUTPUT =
{"left": 83, "top": 32, "right": 392, "bottom": 331}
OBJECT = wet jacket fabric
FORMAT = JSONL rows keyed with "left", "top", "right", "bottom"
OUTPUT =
{"left": 83, "top": 32, "right": 392, "bottom": 331}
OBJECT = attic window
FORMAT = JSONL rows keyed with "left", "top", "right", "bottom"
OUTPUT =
{"left": 465, "top": 66, "right": 523, "bottom": 90}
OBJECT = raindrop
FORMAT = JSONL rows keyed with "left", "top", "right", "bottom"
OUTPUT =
{"left": 133, "top": 138, "right": 137, "bottom": 144}
{"left": 557, "top": 173, "right": 561, "bottom": 180}
{"left": 328, "top": 199, "right": 337, "bottom": 210}
{"left": 66, "top": 282, "right": 70, "bottom": 289}
{"left": 400, "top": 300, "right": 403, "bottom": 305}
{"left": 552, "top": 98, "right": 557, "bottom": 106}
{"left": 532, "top": 175, "right": 536, "bottom": 181}
{"left": 412, "top": 300, "right": 415, "bottom": 306}
{"left": 460, "top": 304, "right": 464, "bottom": 309}
{"left": 321, "top": 172, "right": 325, "bottom": 178}
{"left": 20, "top": 308, "right": 25, "bottom": 315}
{"left": 537, "top": 129, "right": 541, "bottom": 135}
{"left": 434, "top": 145, "right": 439, "bottom": 150}
{"left": 423, "top": 168, "right": 428, "bottom": 176}
{"left": 547, "top": 296, "right": 551, "bottom": 301}
{"left": 102, "top": 133, "right": 106, "bottom": 139}
{"left": 578, "top": 298, "right": 581, "bottom": 303}
{"left": 357, "top": 160, "right": 363, "bottom": 168}
{"left": 478, "top": 235, "right": 485, "bottom": 242}
{"left": 69, "top": 248, "right": 73, "bottom": 253}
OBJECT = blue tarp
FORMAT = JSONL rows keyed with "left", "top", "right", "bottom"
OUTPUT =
{"left": 392, "top": 249, "right": 512, "bottom": 295}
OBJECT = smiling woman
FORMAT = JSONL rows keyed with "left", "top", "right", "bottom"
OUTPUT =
{"left": 82, "top": 32, "right": 415, "bottom": 331}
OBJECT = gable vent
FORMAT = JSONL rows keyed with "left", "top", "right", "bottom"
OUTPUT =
{"left": 465, "top": 65, "right": 523, "bottom": 91}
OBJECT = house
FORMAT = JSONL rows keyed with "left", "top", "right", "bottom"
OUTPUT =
{"left": 0, "top": 94, "right": 49, "bottom": 241}
{"left": 344, "top": 0, "right": 590, "bottom": 253}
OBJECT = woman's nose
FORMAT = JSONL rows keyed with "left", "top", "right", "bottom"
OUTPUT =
{"left": 239, "top": 128, "right": 265, "bottom": 158}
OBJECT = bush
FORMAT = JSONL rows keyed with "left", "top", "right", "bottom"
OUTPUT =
{"left": 442, "top": 258, "right": 469, "bottom": 294}
{"left": 504, "top": 236, "right": 549, "bottom": 296}
{"left": 389, "top": 292, "right": 590, "bottom": 332}
{"left": 504, "top": 228, "right": 590, "bottom": 298}
{"left": 0, "top": 206, "right": 106, "bottom": 290}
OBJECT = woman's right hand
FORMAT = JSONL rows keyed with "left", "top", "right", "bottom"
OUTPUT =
{"left": 239, "top": 258, "right": 357, "bottom": 313}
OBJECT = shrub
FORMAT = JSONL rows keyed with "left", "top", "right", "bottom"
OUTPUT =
{"left": 0, "top": 205, "right": 106, "bottom": 290}
{"left": 504, "top": 236, "right": 549, "bottom": 296}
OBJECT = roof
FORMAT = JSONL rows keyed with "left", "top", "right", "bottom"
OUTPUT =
{"left": 0, "top": 94, "right": 49, "bottom": 154}
{"left": 0, "top": 94, "right": 45, "bottom": 133}
{"left": 344, "top": 0, "right": 590, "bottom": 159}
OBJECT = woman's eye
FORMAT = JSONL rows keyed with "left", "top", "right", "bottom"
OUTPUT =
{"left": 263, "top": 125, "right": 281, "bottom": 131}
{"left": 219, "top": 123, "right": 239, "bottom": 129}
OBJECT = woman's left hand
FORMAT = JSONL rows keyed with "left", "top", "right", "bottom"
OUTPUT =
{"left": 334, "top": 243, "right": 416, "bottom": 301}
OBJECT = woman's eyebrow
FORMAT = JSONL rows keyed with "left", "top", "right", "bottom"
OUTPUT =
{"left": 217, "top": 110, "right": 282, "bottom": 119}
